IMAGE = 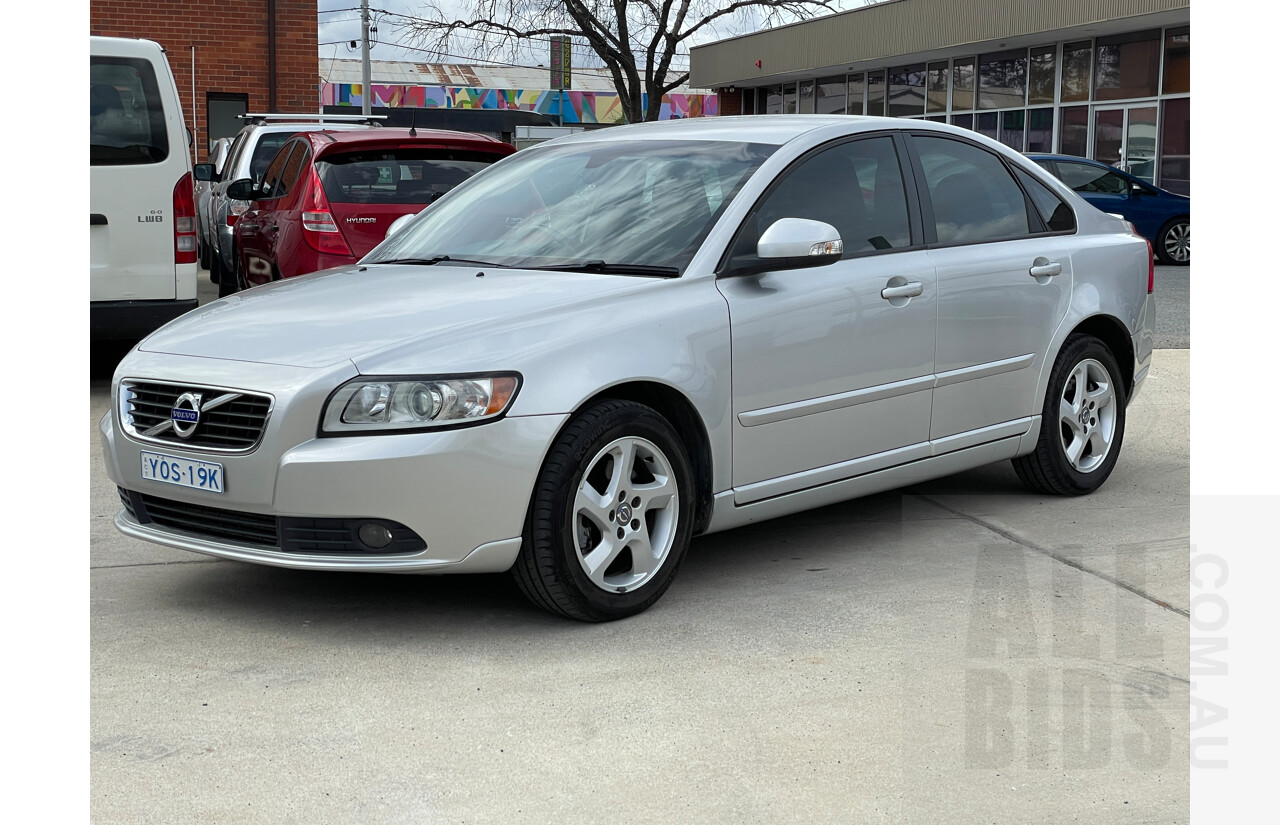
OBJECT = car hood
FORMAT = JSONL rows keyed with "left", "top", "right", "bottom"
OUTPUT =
{"left": 139, "top": 263, "right": 654, "bottom": 369}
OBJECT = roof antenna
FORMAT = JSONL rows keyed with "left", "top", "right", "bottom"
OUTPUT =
{"left": 409, "top": 108, "right": 417, "bottom": 137}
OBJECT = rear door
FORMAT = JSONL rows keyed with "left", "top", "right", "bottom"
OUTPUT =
{"left": 315, "top": 146, "right": 508, "bottom": 258}
{"left": 237, "top": 142, "right": 304, "bottom": 284}
{"left": 90, "top": 51, "right": 181, "bottom": 301}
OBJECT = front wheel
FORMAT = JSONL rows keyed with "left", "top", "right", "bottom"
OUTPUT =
{"left": 512, "top": 400, "right": 695, "bottom": 622}
{"left": 1013, "top": 335, "right": 1127, "bottom": 496}
{"left": 217, "top": 249, "right": 242, "bottom": 297}
{"left": 1155, "top": 218, "right": 1189, "bottom": 265}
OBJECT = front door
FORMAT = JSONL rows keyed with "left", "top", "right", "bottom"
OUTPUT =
{"left": 1093, "top": 105, "right": 1158, "bottom": 184}
{"left": 718, "top": 135, "right": 936, "bottom": 504}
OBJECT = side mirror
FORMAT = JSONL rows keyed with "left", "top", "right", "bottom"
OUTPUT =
{"left": 193, "top": 163, "right": 218, "bottom": 183}
{"left": 727, "top": 218, "right": 843, "bottom": 276}
{"left": 225, "top": 178, "right": 260, "bottom": 201}
{"left": 385, "top": 210, "right": 422, "bottom": 240}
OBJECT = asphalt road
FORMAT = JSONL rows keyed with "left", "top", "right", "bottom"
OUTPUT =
{"left": 89, "top": 263, "right": 1191, "bottom": 823}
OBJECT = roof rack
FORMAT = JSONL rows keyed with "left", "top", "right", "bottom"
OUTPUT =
{"left": 237, "top": 113, "right": 387, "bottom": 126}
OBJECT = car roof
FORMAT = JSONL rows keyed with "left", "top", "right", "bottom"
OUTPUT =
{"left": 548, "top": 114, "right": 990, "bottom": 148}
{"left": 299, "top": 127, "right": 516, "bottom": 157}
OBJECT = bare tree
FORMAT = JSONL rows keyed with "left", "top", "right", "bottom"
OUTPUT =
{"left": 399, "top": 1, "right": 837, "bottom": 123}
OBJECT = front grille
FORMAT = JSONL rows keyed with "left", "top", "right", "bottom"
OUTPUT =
{"left": 123, "top": 381, "right": 272, "bottom": 451}
{"left": 118, "top": 488, "right": 425, "bottom": 555}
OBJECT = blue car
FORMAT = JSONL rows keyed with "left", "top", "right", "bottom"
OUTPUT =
{"left": 1028, "top": 153, "right": 1190, "bottom": 265}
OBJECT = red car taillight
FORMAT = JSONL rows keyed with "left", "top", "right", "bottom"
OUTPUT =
{"left": 300, "top": 169, "right": 353, "bottom": 256}
{"left": 173, "top": 172, "right": 197, "bottom": 264}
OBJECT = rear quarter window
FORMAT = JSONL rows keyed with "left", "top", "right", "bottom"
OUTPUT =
{"left": 90, "top": 57, "right": 169, "bottom": 166}
{"left": 315, "top": 149, "right": 501, "bottom": 204}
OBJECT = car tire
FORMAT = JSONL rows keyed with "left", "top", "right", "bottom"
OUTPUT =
{"left": 1013, "top": 334, "right": 1127, "bottom": 496}
{"left": 1155, "top": 217, "right": 1189, "bottom": 265}
{"left": 217, "top": 250, "right": 242, "bottom": 298}
{"left": 512, "top": 399, "right": 695, "bottom": 622}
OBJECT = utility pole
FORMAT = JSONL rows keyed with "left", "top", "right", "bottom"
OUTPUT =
{"left": 360, "top": 0, "right": 372, "bottom": 116}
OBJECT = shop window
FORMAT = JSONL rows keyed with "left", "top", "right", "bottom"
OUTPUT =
{"left": 952, "top": 58, "right": 975, "bottom": 110}
{"left": 1163, "top": 27, "right": 1189, "bottom": 95}
{"left": 1026, "top": 108, "right": 1054, "bottom": 153}
{"left": 979, "top": 49, "right": 1027, "bottom": 109}
{"left": 950, "top": 113, "right": 974, "bottom": 131}
{"left": 926, "top": 62, "right": 948, "bottom": 113}
{"left": 999, "top": 110, "right": 1025, "bottom": 151}
{"left": 867, "top": 71, "right": 886, "bottom": 116}
{"left": 815, "top": 75, "right": 846, "bottom": 114}
{"left": 1094, "top": 29, "right": 1161, "bottom": 101}
{"left": 847, "top": 74, "right": 865, "bottom": 115}
{"left": 976, "top": 111, "right": 998, "bottom": 140}
{"left": 1058, "top": 105, "right": 1089, "bottom": 157}
{"left": 1159, "top": 98, "right": 1190, "bottom": 195}
{"left": 888, "top": 63, "right": 926, "bottom": 117}
{"left": 1028, "top": 46, "right": 1056, "bottom": 105}
{"left": 799, "top": 80, "right": 815, "bottom": 114}
{"left": 742, "top": 88, "right": 756, "bottom": 115}
{"left": 765, "top": 86, "right": 782, "bottom": 114}
{"left": 783, "top": 83, "right": 798, "bottom": 114}
{"left": 1060, "top": 41, "right": 1092, "bottom": 103}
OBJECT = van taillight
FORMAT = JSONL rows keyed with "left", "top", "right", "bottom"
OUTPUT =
{"left": 300, "top": 169, "right": 353, "bottom": 256}
{"left": 172, "top": 172, "right": 197, "bottom": 265}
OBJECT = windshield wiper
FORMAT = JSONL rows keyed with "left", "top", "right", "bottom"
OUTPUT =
{"left": 370, "top": 255, "right": 507, "bottom": 268}
{"left": 536, "top": 260, "right": 680, "bottom": 278}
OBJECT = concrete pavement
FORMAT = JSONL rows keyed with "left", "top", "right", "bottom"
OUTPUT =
{"left": 90, "top": 348, "right": 1189, "bottom": 824}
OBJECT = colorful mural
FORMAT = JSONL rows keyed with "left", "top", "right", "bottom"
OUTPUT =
{"left": 321, "top": 83, "right": 717, "bottom": 124}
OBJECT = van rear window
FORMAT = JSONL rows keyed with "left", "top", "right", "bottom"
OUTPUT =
{"left": 315, "top": 149, "right": 499, "bottom": 204}
{"left": 90, "top": 57, "right": 170, "bottom": 166}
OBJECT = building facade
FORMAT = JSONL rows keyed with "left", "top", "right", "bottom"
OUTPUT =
{"left": 691, "top": 0, "right": 1190, "bottom": 194}
{"left": 90, "top": 0, "right": 318, "bottom": 160}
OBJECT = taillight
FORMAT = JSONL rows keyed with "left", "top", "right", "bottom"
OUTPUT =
{"left": 172, "top": 172, "right": 197, "bottom": 265}
{"left": 300, "top": 169, "right": 353, "bottom": 256}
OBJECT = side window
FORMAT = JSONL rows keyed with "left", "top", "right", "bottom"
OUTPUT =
{"left": 748, "top": 135, "right": 913, "bottom": 257}
{"left": 258, "top": 144, "right": 296, "bottom": 200}
{"left": 1056, "top": 161, "right": 1129, "bottom": 195}
{"left": 276, "top": 144, "right": 309, "bottom": 199}
{"left": 1013, "top": 167, "right": 1076, "bottom": 233}
{"left": 914, "top": 135, "right": 1030, "bottom": 244}
{"left": 223, "top": 130, "right": 249, "bottom": 179}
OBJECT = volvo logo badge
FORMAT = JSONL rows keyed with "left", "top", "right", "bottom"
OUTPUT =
{"left": 170, "top": 392, "right": 204, "bottom": 438}
{"left": 616, "top": 504, "right": 632, "bottom": 524}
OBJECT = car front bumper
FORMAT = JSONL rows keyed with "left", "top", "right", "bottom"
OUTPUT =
{"left": 99, "top": 353, "right": 565, "bottom": 574}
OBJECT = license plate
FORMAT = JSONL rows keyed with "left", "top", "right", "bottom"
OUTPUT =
{"left": 140, "top": 451, "right": 224, "bottom": 494}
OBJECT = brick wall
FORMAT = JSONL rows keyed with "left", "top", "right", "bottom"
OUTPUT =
{"left": 91, "top": 0, "right": 318, "bottom": 161}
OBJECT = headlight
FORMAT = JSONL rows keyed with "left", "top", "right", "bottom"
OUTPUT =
{"left": 320, "top": 374, "right": 520, "bottom": 434}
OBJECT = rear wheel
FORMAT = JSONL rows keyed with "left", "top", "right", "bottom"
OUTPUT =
{"left": 1155, "top": 218, "right": 1189, "bottom": 265}
{"left": 1013, "top": 334, "right": 1126, "bottom": 495}
{"left": 512, "top": 400, "right": 694, "bottom": 622}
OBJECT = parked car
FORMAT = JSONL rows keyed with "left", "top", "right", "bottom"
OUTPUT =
{"left": 1027, "top": 153, "right": 1189, "bottom": 265}
{"left": 226, "top": 128, "right": 516, "bottom": 290}
{"left": 195, "top": 114, "right": 382, "bottom": 296}
{"left": 195, "top": 136, "right": 231, "bottom": 270}
{"left": 90, "top": 36, "right": 198, "bottom": 340}
{"left": 101, "top": 116, "right": 1155, "bottom": 622}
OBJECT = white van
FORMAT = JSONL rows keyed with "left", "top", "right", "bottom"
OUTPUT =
{"left": 90, "top": 36, "right": 198, "bottom": 340}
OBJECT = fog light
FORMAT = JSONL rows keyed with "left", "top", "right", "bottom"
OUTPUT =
{"left": 358, "top": 522, "right": 394, "bottom": 550}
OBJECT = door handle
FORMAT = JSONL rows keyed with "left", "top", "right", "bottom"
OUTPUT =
{"left": 881, "top": 282, "right": 923, "bottom": 300}
{"left": 267, "top": 224, "right": 279, "bottom": 233}
{"left": 1029, "top": 258, "right": 1062, "bottom": 278}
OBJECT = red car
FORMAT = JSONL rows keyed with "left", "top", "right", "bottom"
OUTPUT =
{"left": 227, "top": 128, "right": 516, "bottom": 290}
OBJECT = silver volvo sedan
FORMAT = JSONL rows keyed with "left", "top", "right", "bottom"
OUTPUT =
{"left": 100, "top": 116, "right": 1156, "bottom": 622}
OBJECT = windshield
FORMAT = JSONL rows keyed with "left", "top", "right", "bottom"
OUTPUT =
{"left": 365, "top": 139, "right": 776, "bottom": 274}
